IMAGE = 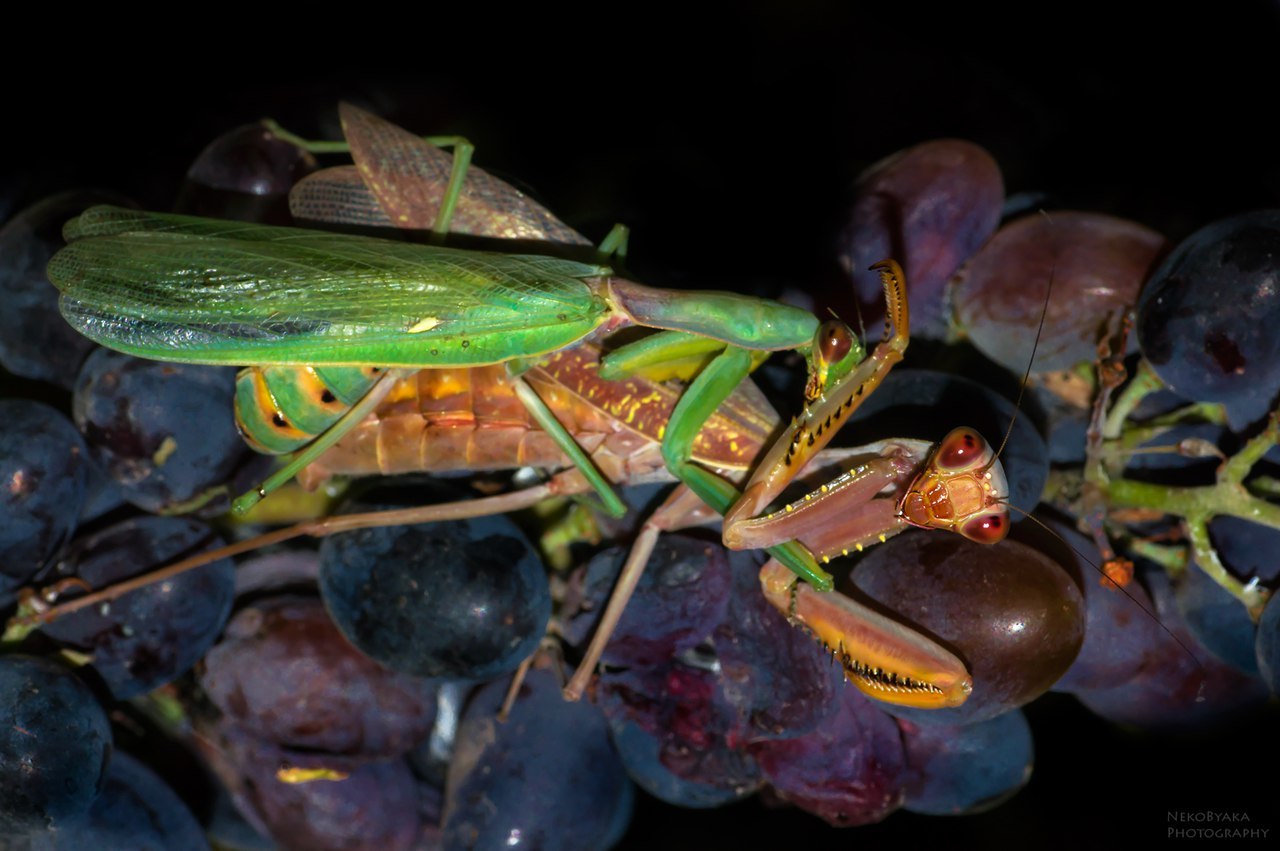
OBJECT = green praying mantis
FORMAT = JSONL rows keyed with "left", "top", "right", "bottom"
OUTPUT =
{"left": 45, "top": 104, "right": 1015, "bottom": 709}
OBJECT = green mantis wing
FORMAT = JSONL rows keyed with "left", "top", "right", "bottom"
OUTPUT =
{"left": 50, "top": 206, "right": 612, "bottom": 367}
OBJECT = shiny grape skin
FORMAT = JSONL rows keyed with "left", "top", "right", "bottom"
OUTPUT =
{"left": 1013, "top": 517, "right": 1160, "bottom": 694}
{"left": 72, "top": 349, "right": 259, "bottom": 515}
{"left": 0, "top": 192, "right": 123, "bottom": 388}
{"left": 0, "top": 655, "right": 112, "bottom": 835}
{"left": 40, "top": 516, "right": 235, "bottom": 700}
{"left": 0, "top": 399, "right": 88, "bottom": 602}
{"left": 443, "top": 669, "right": 633, "bottom": 850}
{"left": 898, "top": 710, "right": 1033, "bottom": 816}
{"left": 1136, "top": 210, "right": 1280, "bottom": 427}
{"left": 175, "top": 121, "right": 318, "bottom": 224}
{"left": 840, "top": 139, "right": 1004, "bottom": 336}
{"left": 748, "top": 685, "right": 907, "bottom": 827}
{"left": 319, "top": 491, "right": 550, "bottom": 680}
{"left": 953, "top": 211, "right": 1166, "bottom": 373}
{"left": 850, "top": 534, "right": 1085, "bottom": 727}
{"left": 10, "top": 750, "right": 210, "bottom": 851}
{"left": 201, "top": 596, "right": 439, "bottom": 758}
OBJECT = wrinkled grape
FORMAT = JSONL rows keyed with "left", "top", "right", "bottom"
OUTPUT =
{"left": 562, "top": 533, "right": 732, "bottom": 668}
{"left": 955, "top": 211, "right": 1165, "bottom": 372}
{"left": 841, "top": 139, "right": 1004, "bottom": 335}
{"left": 202, "top": 596, "right": 439, "bottom": 757}
{"left": 749, "top": 685, "right": 906, "bottom": 827}
{"left": 216, "top": 723, "right": 422, "bottom": 851}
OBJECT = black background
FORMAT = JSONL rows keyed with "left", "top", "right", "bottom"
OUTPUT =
{"left": 10, "top": 3, "right": 1280, "bottom": 848}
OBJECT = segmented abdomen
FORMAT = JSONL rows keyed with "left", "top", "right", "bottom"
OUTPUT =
{"left": 255, "top": 345, "right": 777, "bottom": 489}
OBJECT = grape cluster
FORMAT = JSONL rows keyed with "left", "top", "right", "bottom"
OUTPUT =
{"left": 2, "top": 95, "right": 1277, "bottom": 851}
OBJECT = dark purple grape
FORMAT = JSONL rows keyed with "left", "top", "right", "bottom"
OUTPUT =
{"left": 40, "top": 516, "right": 234, "bottom": 700}
{"left": 562, "top": 533, "right": 732, "bottom": 668}
{"left": 599, "top": 661, "right": 763, "bottom": 808}
{"left": 1209, "top": 516, "right": 1280, "bottom": 586}
{"left": 72, "top": 349, "right": 258, "bottom": 514}
{"left": 0, "top": 400, "right": 88, "bottom": 599}
{"left": 1136, "top": 210, "right": 1280, "bottom": 428}
{"left": 1256, "top": 590, "right": 1280, "bottom": 694}
{"left": 850, "top": 533, "right": 1085, "bottom": 726}
{"left": 443, "top": 669, "right": 633, "bottom": 849}
{"left": 608, "top": 717, "right": 752, "bottom": 810}
{"left": 1014, "top": 518, "right": 1161, "bottom": 694}
{"left": 841, "top": 139, "right": 1004, "bottom": 335}
{"left": 0, "top": 192, "right": 127, "bottom": 388}
{"left": 319, "top": 490, "right": 549, "bottom": 680}
{"left": 0, "top": 655, "right": 111, "bottom": 834}
{"left": 955, "top": 211, "right": 1166, "bottom": 373}
{"left": 1075, "top": 569, "right": 1270, "bottom": 730}
{"left": 748, "top": 684, "right": 906, "bottom": 827}
{"left": 216, "top": 723, "right": 423, "bottom": 851}
{"left": 77, "top": 455, "right": 127, "bottom": 525}
{"left": 898, "top": 709, "right": 1033, "bottom": 815}
{"left": 712, "top": 547, "right": 842, "bottom": 740}
{"left": 175, "top": 121, "right": 318, "bottom": 225}
{"left": 11, "top": 750, "right": 210, "bottom": 850}
{"left": 201, "top": 596, "right": 438, "bottom": 757}
{"left": 840, "top": 368, "right": 1048, "bottom": 520}
{"left": 1175, "top": 563, "right": 1259, "bottom": 675}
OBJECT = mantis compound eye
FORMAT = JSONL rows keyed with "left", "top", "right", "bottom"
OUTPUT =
{"left": 816, "top": 319, "right": 854, "bottom": 368}
{"left": 960, "top": 509, "right": 1010, "bottom": 544}
{"left": 934, "top": 427, "right": 991, "bottom": 471}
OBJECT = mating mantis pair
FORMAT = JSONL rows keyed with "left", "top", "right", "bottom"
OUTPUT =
{"left": 46, "top": 104, "right": 1013, "bottom": 708}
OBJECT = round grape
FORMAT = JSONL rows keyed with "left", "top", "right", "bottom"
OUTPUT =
{"left": 1136, "top": 210, "right": 1280, "bottom": 427}
{"left": 319, "top": 489, "right": 550, "bottom": 680}
{"left": 0, "top": 655, "right": 112, "bottom": 834}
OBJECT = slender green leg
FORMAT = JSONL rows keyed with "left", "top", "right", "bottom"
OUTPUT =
{"left": 596, "top": 223, "right": 630, "bottom": 263}
{"left": 429, "top": 138, "right": 473, "bottom": 242}
{"left": 658, "top": 345, "right": 834, "bottom": 591}
{"left": 509, "top": 376, "right": 627, "bottom": 519}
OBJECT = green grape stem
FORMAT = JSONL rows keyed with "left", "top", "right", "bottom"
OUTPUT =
{"left": 1102, "top": 392, "right": 1280, "bottom": 618}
